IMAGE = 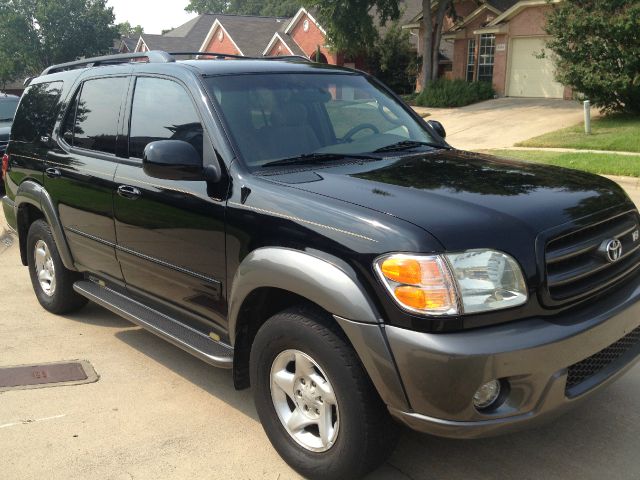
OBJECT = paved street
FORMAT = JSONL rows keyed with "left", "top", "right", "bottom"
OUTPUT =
{"left": 1, "top": 187, "right": 639, "bottom": 480}
{"left": 413, "top": 98, "right": 595, "bottom": 151}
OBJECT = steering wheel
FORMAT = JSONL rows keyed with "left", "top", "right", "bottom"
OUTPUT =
{"left": 342, "top": 123, "right": 380, "bottom": 143}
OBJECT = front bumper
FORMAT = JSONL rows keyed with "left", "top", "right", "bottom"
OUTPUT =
{"left": 385, "top": 276, "right": 640, "bottom": 438}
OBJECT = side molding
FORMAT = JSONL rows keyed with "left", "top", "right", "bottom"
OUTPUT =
{"left": 15, "top": 180, "right": 76, "bottom": 270}
{"left": 228, "top": 248, "right": 381, "bottom": 344}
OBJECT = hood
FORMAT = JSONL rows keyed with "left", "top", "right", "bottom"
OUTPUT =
{"left": 265, "top": 150, "right": 632, "bottom": 254}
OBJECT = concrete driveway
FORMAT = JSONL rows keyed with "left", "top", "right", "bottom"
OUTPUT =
{"left": 413, "top": 98, "right": 593, "bottom": 151}
{"left": 1, "top": 195, "right": 639, "bottom": 480}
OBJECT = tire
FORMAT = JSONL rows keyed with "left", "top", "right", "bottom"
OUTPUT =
{"left": 27, "top": 219, "right": 87, "bottom": 314}
{"left": 250, "top": 306, "right": 399, "bottom": 480}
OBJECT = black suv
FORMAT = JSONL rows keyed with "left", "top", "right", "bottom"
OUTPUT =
{"left": 3, "top": 51, "right": 640, "bottom": 479}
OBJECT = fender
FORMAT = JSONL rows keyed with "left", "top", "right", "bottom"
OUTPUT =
{"left": 15, "top": 180, "right": 76, "bottom": 270}
{"left": 228, "top": 247, "right": 411, "bottom": 410}
{"left": 228, "top": 248, "right": 381, "bottom": 344}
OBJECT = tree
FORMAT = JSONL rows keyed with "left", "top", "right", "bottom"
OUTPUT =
{"left": 0, "top": 0, "right": 118, "bottom": 84}
{"left": 118, "top": 21, "right": 144, "bottom": 38}
{"left": 185, "top": 0, "right": 302, "bottom": 16}
{"left": 304, "top": 0, "right": 452, "bottom": 90}
{"left": 545, "top": 0, "right": 640, "bottom": 114}
{"left": 369, "top": 22, "right": 417, "bottom": 94}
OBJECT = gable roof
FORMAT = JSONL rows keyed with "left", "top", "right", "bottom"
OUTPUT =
{"left": 487, "top": 0, "right": 560, "bottom": 26}
{"left": 285, "top": 7, "right": 326, "bottom": 35}
{"left": 137, "top": 34, "right": 195, "bottom": 53}
{"left": 199, "top": 14, "right": 291, "bottom": 57}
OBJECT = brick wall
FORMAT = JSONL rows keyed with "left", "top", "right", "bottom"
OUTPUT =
{"left": 266, "top": 38, "right": 292, "bottom": 57}
{"left": 204, "top": 25, "right": 241, "bottom": 56}
{"left": 289, "top": 12, "right": 337, "bottom": 64}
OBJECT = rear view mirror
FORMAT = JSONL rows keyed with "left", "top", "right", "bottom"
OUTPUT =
{"left": 143, "top": 140, "right": 213, "bottom": 181}
{"left": 427, "top": 120, "right": 446, "bottom": 139}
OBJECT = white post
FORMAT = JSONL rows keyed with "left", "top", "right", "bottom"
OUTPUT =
{"left": 584, "top": 100, "right": 591, "bottom": 134}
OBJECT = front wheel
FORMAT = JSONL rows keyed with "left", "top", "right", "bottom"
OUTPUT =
{"left": 250, "top": 307, "right": 399, "bottom": 479}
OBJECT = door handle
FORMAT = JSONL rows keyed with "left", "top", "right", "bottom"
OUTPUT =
{"left": 45, "top": 167, "right": 61, "bottom": 178}
{"left": 117, "top": 185, "right": 141, "bottom": 200}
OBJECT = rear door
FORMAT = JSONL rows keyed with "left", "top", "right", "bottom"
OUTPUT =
{"left": 113, "top": 75, "right": 228, "bottom": 335}
{"left": 47, "top": 75, "right": 130, "bottom": 282}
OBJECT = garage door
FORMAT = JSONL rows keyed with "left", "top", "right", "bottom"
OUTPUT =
{"left": 507, "top": 37, "right": 564, "bottom": 98}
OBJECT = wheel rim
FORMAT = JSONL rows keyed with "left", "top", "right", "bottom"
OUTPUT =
{"left": 34, "top": 239, "right": 56, "bottom": 297}
{"left": 270, "top": 349, "right": 340, "bottom": 452}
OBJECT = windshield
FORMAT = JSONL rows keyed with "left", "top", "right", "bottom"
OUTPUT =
{"left": 205, "top": 73, "right": 441, "bottom": 168}
{"left": 0, "top": 97, "right": 19, "bottom": 121}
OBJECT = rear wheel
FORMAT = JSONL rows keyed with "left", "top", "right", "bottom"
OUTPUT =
{"left": 250, "top": 307, "right": 399, "bottom": 479}
{"left": 27, "top": 219, "right": 87, "bottom": 314}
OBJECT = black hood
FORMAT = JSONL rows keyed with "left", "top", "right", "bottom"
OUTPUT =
{"left": 266, "top": 150, "right": 632, "bottom": 254}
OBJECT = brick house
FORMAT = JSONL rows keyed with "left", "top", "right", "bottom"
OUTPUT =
{"left": 132, "top": 8, "right": 357, "bottom": 66}
{"left": 131, "top": 4, "right": 422, "bottom": 70}
{"left": 404, "top": 0, "right": 569, "bottom": 98}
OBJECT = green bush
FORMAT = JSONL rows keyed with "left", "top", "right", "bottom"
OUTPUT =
{"left": 415, "top": 79, "right": 494, "bottom": 108}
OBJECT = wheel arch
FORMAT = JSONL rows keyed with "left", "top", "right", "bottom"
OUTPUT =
{"left": 228, "top": 248, "right": 410, "bottom": 411}
{"left": 15, "top": 180, "right": 76, "bottom": 270}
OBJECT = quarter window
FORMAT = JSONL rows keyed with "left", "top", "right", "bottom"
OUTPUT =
{"left": 12, "top": 82, "right": 64, "bottom": 143}
{"left": 129, "top": 77, "right": 204, "bottom": 161}
{"left": 65, "top": 77, "right": 128, "bottom": 155}
{"left": 477, "top": 34, "right": 495, "bottom": 83}
{"left": 466, "top": 38, "right": 476, "bottom": 82}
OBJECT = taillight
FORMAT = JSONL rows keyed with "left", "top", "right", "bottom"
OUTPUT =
{"left": 1, "top": 153, "right": 9, "bottom": 180}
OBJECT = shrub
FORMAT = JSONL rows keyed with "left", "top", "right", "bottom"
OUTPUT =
{"left": 415, "top": 79, "right": 494, "bottom": 108}
{"left": 545, "top": 0, "right": 640, "bottom": 114}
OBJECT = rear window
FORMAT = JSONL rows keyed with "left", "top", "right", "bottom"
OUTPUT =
{"left": 11, "top": 82, "right": 63, "bottom": 143}
{"left": 62, "top": 77, "right": 128, "bottom": 155}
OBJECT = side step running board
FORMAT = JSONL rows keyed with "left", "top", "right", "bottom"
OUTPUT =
{"left": 73, "top": 280, "right": 233, "bottom": 369}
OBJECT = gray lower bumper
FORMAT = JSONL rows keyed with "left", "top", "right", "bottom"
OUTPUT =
{"left": 384, "top": 277, "right": 640, "bottom": 438}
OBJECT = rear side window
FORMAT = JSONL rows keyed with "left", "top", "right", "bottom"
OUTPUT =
{"left": 63, "top": 77, "right": 128, "bottom": 155}
{"left": 12, "top": 81, "right": 63, "bottom": 143}
{"left": 129, "top": 77, "right": 203, "bottom": 160}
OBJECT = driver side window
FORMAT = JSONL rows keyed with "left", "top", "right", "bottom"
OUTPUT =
{"left": 324, "top": 86, "right": 409, "bottom": 141}
{"left": 129, "top": 77, "right": 204, "bottom": 161}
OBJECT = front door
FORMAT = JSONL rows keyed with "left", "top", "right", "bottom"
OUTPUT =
{"left": 113, "top": 76, "right": 228, "bottom": 335}
{"left": 47, "top": 76, "right": 130, "bottom": 282}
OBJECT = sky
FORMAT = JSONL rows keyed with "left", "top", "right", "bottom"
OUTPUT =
{"left": 108, "top": 0, "right": 197, "bottom": 35}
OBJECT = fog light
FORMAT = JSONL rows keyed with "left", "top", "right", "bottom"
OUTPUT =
{"left": 473, "top": 380, "right": 501, "bottom": 410}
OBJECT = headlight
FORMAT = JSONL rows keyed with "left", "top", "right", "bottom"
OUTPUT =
{"left": 375, "top": 250, "right": 527, "bottom": 316}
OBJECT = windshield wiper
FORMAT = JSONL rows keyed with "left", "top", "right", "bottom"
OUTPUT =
{"left": 373, "top": 140, "right": 445, "bottom": 153}
{"left": 0, "top": 118, "right": 13, "bottom": 122}
{"left": 261, "top": 152, "right": 376, "bottom": 168}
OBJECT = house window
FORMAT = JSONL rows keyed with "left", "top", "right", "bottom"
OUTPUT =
{"left": 466, "top": 38, "right": 476, "bottom": 82}
{"left": 477, "top": 34, "right": 495, "bottom": 83}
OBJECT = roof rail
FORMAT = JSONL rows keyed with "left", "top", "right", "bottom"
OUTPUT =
{"left": 41, "top": 51, "right": 175, "bottom": 75}
{"left": 170, "top": 52, "right": 312, "bottom": 62}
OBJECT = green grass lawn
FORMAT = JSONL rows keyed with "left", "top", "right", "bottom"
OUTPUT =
{"left": 515, "top": 114, "right": 640, "bottom": 152}
{"left": 487, "top": 149, "right": 640, "bottom": 177}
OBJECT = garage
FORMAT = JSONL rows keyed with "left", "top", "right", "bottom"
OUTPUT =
{"left": 507, "top": 36, "right": 564, "bottom": 98}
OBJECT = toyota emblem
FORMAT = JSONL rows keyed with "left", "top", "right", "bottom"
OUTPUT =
{"left": 605, "top": 239, "right": 623, "bottom": 263}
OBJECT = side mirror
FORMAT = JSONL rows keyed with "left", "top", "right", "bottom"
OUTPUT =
{"left": 427, "top": 120, "right": 446, "bottom": 139}
{"left": 143, "top": 140, "right": 220, "bottom": 182}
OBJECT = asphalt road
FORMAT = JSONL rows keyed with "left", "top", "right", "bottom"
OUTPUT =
{"left": 1, "top": 200, "right": 639, "bottom": 480}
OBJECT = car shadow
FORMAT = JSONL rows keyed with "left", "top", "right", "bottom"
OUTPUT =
{"left": 68, "top": 304, "right": 639, "bottom": 480}
{"left": 62, "top": 302, "right": 133, "bottom": 328}
{"left": 114, "top": 327, "right": 258, "bottom": 421}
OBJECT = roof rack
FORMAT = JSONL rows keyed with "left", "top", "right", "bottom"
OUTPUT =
{"left": 41, "top": 51, "right": 175, "bottom": 75}
{"left": 170, "top": 52, "right": 312, "bottom": 62}
{"left": 39, "top": 50, "right": 312, "bottom": 77}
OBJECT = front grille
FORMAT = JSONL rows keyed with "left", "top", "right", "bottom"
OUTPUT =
{"left": 544, "top": 212, "right": 640, "bottom": 303}
{"left": 566, "top": 326, "right": 640, "bottom": 394}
